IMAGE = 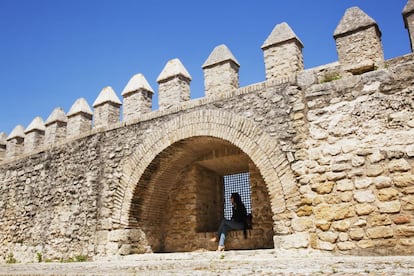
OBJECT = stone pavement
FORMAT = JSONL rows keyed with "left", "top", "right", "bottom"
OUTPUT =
{"left": 0, "top": 249, "right": 414, "bottom": 275}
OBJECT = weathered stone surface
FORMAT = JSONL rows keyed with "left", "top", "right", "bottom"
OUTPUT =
{"left": 354, "top": 178, "right": 373, "bottom": 189}
{"left": 366, "top": 226, "right": 394, "bottom": 239}
{"left": 368, "top": 214, "right": 392, "bottom": 226}
{"left": 354, "top": 190, "right": 376, "bottom": 203}
{"left": 333, "top": 203, "right": 355, "bottom": 220}
{"left": 0, "top": 8, "right": 414, "bottom": 261}
{"left": 332, "top": 219, "right": 352, "bottom": 232}
{"left": 392, "top": 214, "right": 411, "bottom": 224}
{"left": 402, "top": 195, "right": 414, "bottom": 210}
{"left": 314, "top": 204, "right": 335, "bottom": 221}
{"left": 377, "top": 188, "right": 399, "bottom": 201}
{"left": 355, "top": 203, "right": 376, "bottom": 215}
{"left": 357, "top": 239, "right": 374, "bottom": 249}
{"left": 395, "top": 226, "right": 414, "bottom": 237}
{"left": 377, "top": 201, "right": 402, "bottom": 213}
{"left": 276, "top": 232, "right": 309, "bottom": 249}
{"left": 311, "top": 181, "right": 334, "bottom": 194}
{"left": 296, "top": 205, "right": 313, "bottom": 216}
{"left": 315, "top": 220, "right": 331, "bottom": 231}
{"left": 393, "top": 173, "right": 414, "bottom": 187}
{"left": 337, "top": 241, "right": 356, "bottom": 250}
{"left": 291, "top": 217, "right": 314, "bottom": 232}
{"left": 349, "top": 228, "right": 365, "bottom": 241}
{"left": 316, "top": 240, "right": 336, "bottom": 251}
{"left": 318, "top": 231, "right": 338, "bottom": 243}
{"left": 388, "top": 159, "right": 411, "bottom": 172}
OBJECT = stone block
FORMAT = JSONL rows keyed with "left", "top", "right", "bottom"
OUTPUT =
{"left": 372, "top": 239, "right": 397, "bottom": 248}
{"left": 95, "top": 230, "right": 108, "bottom": 245}
{"left": 400, "top": 238, "right": 414, "bottom": 246}
{"left": 402, "top": 195, "right": 414, "bottom": 210}
{"left": 377, "top": 188, "right": 399, "bottom": 201}
{"left": 106, "top": 242, "right": 119, "bottom": 255}
{"left": 318, "top": 231, "right": 338, "bottom": 243}
{"left": 108, "top": 229, "right": 129, "bottom": 242}
{"left": 365, "top": 165, "right": 384, "bottom": 177}
{"left": 339, "top": 191, "right": 353, "bottom": 202}
{"left": 129, "top": 229, "right": 146, "bottom": 242}
{"left": 315, "top": 220, "right": 331, "bottom": 231}
{"left": 388, "top": 159, "right": 411, "bottom": 172}
{"left": 369, "top": 151, "right": 385, "bottom": 163}
{"left": 395, "top": 226, "right": 414, "bottom": 237}
{"left": 314, "top": 204, "right": 334, "bottom": 221}
{"left": 377, "top": 201, "right": 401, "bottom": 213}
{"left": 367, "top": 214, "right": 392, "bottom": 226}
{"left": 354, "top": 190, "right": 375, "bottom": 203}
{"left": 338, "top": 232, "right": 348, "bottom": 242}
{"left": 276, "top": 232, "right": 309, "bottom": 249}
{"left": 336, "top": 179, "right": 354, "bottom": 191}
{"left": 354, "top": 178, "right": 372, "bottom": 189}
{"left": 332, "top": 219, "right": 351, "bottom": 232}
{"left": 351, "top": 156, "right": 365, "bottom": 167}
{"left": 355, "top": 203, "right": 375, "bottom": 215}
{"left": 393, "top": 173, "right": 414, "bottom": 187}
{"left": 118, "top": 244, "right": 131, "bottom": 255}
{"left": 274, "top": 221, "right": 290, "bottom": 235}
{"left": 311, "top": 181, "right": 334, "bottom": 194}
{"left": 392, "top": 214, "right": 411, "bottom": 224}
{"left": 366, "top": 226, "right": 394, "bottom": 239}
{"left": 291, "top": 217, "right": 314, "bottom": 232}
{"left": 349, "top": 228, "right": 365, "bottom": 241}
{"left": 353, "top": 219, "right": 367, "bottom": 227}
{"left": 316, "top": 240, "right": 335, "bottom": 251}
{"left": 373, "top": 176, "right": 392, "bottom": 189}
{"left": 333, "top": 203, "right": 355, "bottom": 220}
{"left": 337, "top": 241, "right": 355, "bottom": 250}
{"left": 296, "top": 205, "right": 313, "bottom": 217}
{"left": 357, "top": 239, "right": 374, "bottom": 249}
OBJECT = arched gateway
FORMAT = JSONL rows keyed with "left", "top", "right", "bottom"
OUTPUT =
{"left": 113, "top": 109, "right": 298, "bottom": 252}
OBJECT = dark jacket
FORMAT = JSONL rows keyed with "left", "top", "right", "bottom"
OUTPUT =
{"left": 231, "top": 203, "right": 247, "bottom": 223}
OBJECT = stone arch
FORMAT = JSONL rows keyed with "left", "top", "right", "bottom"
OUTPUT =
{"left": 113, "top": 109, "right": 296, "bottom": 229}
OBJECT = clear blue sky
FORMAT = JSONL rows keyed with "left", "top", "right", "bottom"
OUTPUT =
{"left": 0, "top": 0, "right": 411, "bottom": 135}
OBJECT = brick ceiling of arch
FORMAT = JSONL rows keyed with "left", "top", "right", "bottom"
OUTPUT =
{"left": 128, "top": 136, "right": 252, "bottom": 227}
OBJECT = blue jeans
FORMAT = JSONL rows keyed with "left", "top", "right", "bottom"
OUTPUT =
{"left": 217, "top": 219, "right": 244, "bottom": 246}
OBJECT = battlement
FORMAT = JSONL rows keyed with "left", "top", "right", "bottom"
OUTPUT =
{"left": 1, "top": 3, "right": 413, "bottom": 163}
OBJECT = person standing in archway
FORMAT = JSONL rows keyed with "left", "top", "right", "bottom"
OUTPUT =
{"left": 210, "top": 192, "right": 247, "bottom": 251}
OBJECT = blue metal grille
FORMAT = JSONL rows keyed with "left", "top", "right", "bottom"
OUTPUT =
{"left": 223, "top": 172, "right": 252, "bottom": 220}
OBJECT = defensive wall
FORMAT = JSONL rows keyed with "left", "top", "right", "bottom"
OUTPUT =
{"left": 1, "top": 2, "right": 414, "bottom": 262}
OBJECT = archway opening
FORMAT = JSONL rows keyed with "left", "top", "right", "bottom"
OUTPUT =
{"left": 128, "top": 136, "right": 274, "bottom": 252}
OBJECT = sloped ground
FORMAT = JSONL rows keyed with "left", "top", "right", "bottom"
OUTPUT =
{"left": 0, "top": 250, "right": 413, "bottom": 275}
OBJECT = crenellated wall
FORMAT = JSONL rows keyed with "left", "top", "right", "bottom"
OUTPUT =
{"left": 1, "top": 3, "right": 414, "bottom": 263}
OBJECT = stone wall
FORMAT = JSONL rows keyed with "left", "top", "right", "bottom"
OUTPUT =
{"left": 0, "top": 135, "right": 102, "bottom": 262}
{"left": 1, "top": 2, "right": 414, "bottom": 263}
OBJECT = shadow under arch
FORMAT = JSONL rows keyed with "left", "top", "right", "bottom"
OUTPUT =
{"left": 113, "top": 109, "right": 297, "bottom": 246}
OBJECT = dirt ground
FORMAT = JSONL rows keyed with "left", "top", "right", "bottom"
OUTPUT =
{"left": 0, "top": 249, "right": 413, "bottom": 275}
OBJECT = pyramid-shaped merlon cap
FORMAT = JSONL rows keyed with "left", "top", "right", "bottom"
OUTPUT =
{"left": 262, "top": 22, "right": 304, "bottom": 50}
{"left": 202, "top": 44, "right": 240, "bottom": 69}
{"left": 25, "top": 116, "right": 45, "bottom": 133}
{"left": 0, "top": 132, "right": 7, "bottom": 146}
{"left": 7, "top": 125, "right": 25, "bottom": 140}
{"left": 67, "top": 98, "right": 93, "bottom": 117}
{"left": 334, "top": 7, "right": 379, "bottom": 38}
{"left": 122, "top": 73, "right": 154, "bottom": 96}
{"left": 93, "top": 86, "right": 122, "bottom": 107}
{"left": 157, "top": 58, "right": 192, "bottom": 83}
{"left": 403, "top": 0, "right": 414, "bottom": 27}
{"left": 403, "top": 0, "right": 414, "bottom": 15}
{"left": 45, "top": 107, "right": 67, "bottom": 125}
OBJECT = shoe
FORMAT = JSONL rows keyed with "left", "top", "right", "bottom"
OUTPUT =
{"left": 217, "top": 246, "right": 225, "bottom": 251}
{"left": 210, "top": 237, "right": 217, "bottom": 242}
